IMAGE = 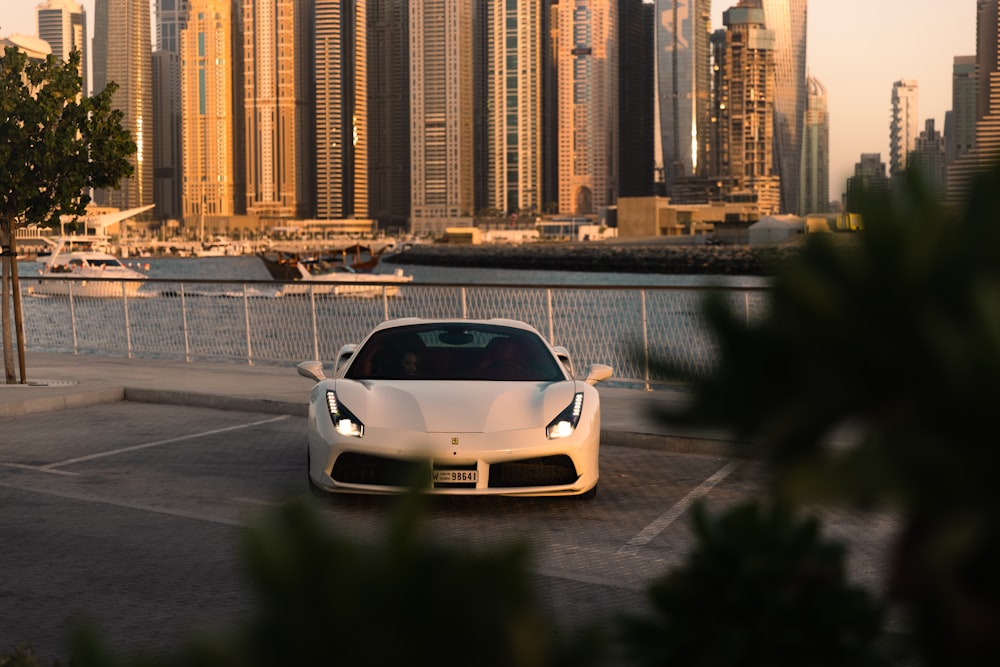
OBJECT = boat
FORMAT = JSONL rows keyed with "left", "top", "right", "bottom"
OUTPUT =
{"left": 257, "top": 245, "right": 413, "bottom": 297}
{"left": 29, "top": 241, "right": 148, "bottom": 298}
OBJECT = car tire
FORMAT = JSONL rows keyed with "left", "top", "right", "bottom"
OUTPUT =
{"left": 579, "top": 483, "right": 598, "bottom": 500}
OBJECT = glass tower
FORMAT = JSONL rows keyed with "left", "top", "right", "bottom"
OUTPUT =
{"left": 654, "top": 0, "right": 711, "bottom": 193}
{"left": 761, "top": 0, "right": 807, "bottom": 214}
{"left": 93, "top": 0, "right": 154, "bottom": 210}
{"left": 37, "top": 0, "right": 87, "bottom": 94}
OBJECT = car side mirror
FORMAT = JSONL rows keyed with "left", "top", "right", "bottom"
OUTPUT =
{"left": 297, "top": 360, "right": 326, "bottom": 382}
{"left": 584, "top": 363, "right": 613, "bottom": 386}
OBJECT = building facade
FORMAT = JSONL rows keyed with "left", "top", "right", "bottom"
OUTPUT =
{"left": 654, "top": 0, "right": 711, "bottom": 194}
{"left": 314, "top": 0, "right": 369, "bottom": 221}
{"left": 180, "top": 0, "right": 237, "bottom": 222}
{"left": 92, "top": 0, "right": 155, "bottom": 211}
{"left": 552, "top": 0, "right": 618, "bottom": 215}
{"left": 800, "top": 73, "right": 829, "bottom": 214}
{"left": 409, "top": 0, "right": 475, "bottom": 234}
{"left": 619, "top": 0, "right": 655, "bottom": 198}
{"left": 889, "top": 79, "right": 919, "bottom": 177}
{"left": 948, "top": 0, "right": 1000, "bottom": 203}
{"left": 909, "top": 118, "right": 947, "bottom": 199}
{"left": 37, "top": 0, "right": 87, "bottom": 93}
{"left": 711, "top": 2, "right": 780, "bottom": 215}
{"left": 948, "top": 55, "right": 977, "bottom": 165}
{"left": 486, "top": 0, "right": 543, "bottom": 216}
{"left": 367, "top": 0, "right": 410, "bottom": 231}
{"left": 761, "top": 0, "right": 807, "bottom": 215}
{"left": 241, "top": 0, "right": 314, "bottom": 220}
{"left": 845, "top": 153, "right": 889, "bottom": 212}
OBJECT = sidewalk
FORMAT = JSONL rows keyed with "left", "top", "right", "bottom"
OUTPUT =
{"left": 0, "top": 352, "right": 752, "bottom": 458}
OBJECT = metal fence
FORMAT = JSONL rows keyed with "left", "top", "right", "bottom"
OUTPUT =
{"left": 17, "top": 276, "right": 770, "bottom": 390}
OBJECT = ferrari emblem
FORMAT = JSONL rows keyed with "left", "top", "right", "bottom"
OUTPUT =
{"left": 452, "top": 437, "right": 460, "bottom": 445}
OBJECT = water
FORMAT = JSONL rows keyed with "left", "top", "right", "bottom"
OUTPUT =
{"left": 19, "top": 253, "right": 768, "bottom": 288}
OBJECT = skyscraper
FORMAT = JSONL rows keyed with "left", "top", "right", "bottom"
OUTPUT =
{"left": 948, "top": 55, "right": 977, "bottom": 165}
{"left": 889, "top": 79, "right": 919, "bottom": 177}
{"left": 315, "top": 0, "right": 369, "bottom": 221}
{"left": 367, "top": 0, "right": 410, "bottom": 231}
{"left": 761, "top": 0, "right": 806, "bottom": 214}
{"left": 711, "top": 1, "right": 780, "bottom": 214}
{"left": 409, "top": 0, "right": 475, "bottom": 234}
{"left": 242, "top": 0, "right": 314, "bottom": 219}
{"left": 654, "top": 0, "right": 711, "bottom": 193}
{"left": 846, "top": 153, "right": 888, "bottom": 212}
{"left": 180, "top": 0, "right": 236, "bottom": 221}
{"left": 153, "top": 0, "right": 190, "bottom": 222}
{"left": 36, "top": 0, "right": 87, "bottom": 93}
{"left": 92, "top": 0, "right": 154, "bottom": 210}
{"left": 619, "top": 0, "right": 655, "bottom": 198}
{"left": 552, "top": 0, "right": 618, "bottom": 215}
{"left": 800, "top": 73, "right": 829, "bottom": 213}
{"left": 909, "top": 118, "right": 947, "bottom": 199}
{"left": 487, "top": 0, "right": 543, "bottom": 216}
{"left": 948, "top": 0, "right": 1000, "bottom": 203}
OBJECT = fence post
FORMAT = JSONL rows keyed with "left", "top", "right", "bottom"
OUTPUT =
{"left": 122, "top": 281, "right": 133, "bottom": 358}
{"left": 243, "top": 283, "right": 253, "bottom": 365}
{"left": 546, "top": 289, "right": 554, "bottom": 343}
{"left": 69, "top": 282, "right": 78, "bottom": 355}
{"left": 642, "top": 289, "right": 650, "bottom": 391}
{"left": 310, "top": 287, "right": 319, "bottom": 361}
{"left": 461, "top": 287, "right": 468, "bottom": 318}
{"left": 181, "top": 283, "right": 190, "bottom": 363}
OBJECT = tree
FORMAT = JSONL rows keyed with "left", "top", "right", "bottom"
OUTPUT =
{"left": 0, "top": 47, "right": 135, "bottom": 384}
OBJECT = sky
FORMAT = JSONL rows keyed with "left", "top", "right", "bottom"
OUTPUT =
{"left": 0, "top": 0, "right": 980, "bottom": 202}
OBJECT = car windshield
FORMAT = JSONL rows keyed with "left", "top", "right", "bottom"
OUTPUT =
{"left": 344, "top": 323, "right": 567, "bottom": 382}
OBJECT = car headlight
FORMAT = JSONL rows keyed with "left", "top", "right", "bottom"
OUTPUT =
{"left": 326, "top": 390, "right": 364, "bottom": 437}
{"left": 546, "top": 392, "right": 583, "bottom": 439}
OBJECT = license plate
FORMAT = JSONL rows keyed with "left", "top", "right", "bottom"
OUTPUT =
{"left": 432, "top": 469, "right": 478, "bottom": 484}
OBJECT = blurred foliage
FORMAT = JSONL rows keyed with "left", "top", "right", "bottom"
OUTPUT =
{"left": 619, "top": 500, "right": 888, "bottom": 667}
{"left": 651, "top": 162, "right": 1000, "bottom": 664}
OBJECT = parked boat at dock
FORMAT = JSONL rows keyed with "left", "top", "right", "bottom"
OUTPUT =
{"left": 257, "top": 244, "right": 413, "bottom": 297}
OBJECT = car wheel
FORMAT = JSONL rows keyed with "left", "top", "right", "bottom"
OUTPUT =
{"left": 579, "top": 483, "right": 598, "bottom": 500}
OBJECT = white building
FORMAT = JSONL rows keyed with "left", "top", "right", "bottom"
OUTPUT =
{"left": 890, "top": 79, "right": 919, "bottom": 177}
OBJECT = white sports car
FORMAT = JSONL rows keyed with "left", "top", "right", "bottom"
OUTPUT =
{"left": 297, "top": 318, "right": 613, "bottom": 498}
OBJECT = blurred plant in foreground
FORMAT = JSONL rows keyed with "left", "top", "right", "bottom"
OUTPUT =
{"left": 649, "top": 163, "right": 1000, "bottom": 665}
{"left": 620, "top": 500, "right": 888, "bottom": 666}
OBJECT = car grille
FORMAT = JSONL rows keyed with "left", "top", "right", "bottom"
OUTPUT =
{"left": 488, "top": 455, "right": 578, "bottom": 488}
{"left": 331, "top": 453, "right": 426, "bottom": 487}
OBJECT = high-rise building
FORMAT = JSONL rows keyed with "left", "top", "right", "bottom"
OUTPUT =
{"left": 800, "top": 73, "right": 829, "bottom": 214}
{"left": 486, "top": 0, "right": 543, "bottom": 216}
{"left": 948, "top": 55, "right": 977, "bottom": 164}
{"left": 948, "top": 1, "right": 1000, "bottom": 203}
{"left": 889, "top": 79, "right": 919, "bottom": 177}
{"left": 711, "top": 1, "right": 780, "bottom": 215}
{"left": 619, "top": 0, "right": 655, "bottom": 198}
{"left": 909, "top": 118, "right": 947, "bottom": 199}
{"left": 152, "top": 0, "right": 189, "bottom": 221}
{"left": 367, "top": 0, "right": 410, "bottom": 231}
{"left": 242, "top": 0, "right": 314, "bottom": 220}
{"left": 409, "top": 0, "right": 475, "bottom": 235}
{"left": 314, "top": 0, "right": 369, "bottom": 221}
{"left": 552, "top": 0, "right": 618, "bottom": 215}
{"left": 92, "top": 0, "right": 154, "bottom": 210}
{"left": 37, "top": 0, "right": 87, "bottom": 93}
{"left": 180, "top": 0, "right": 236, "bottom": 223}
{"left": 845, "top": 153, "right": 888, "bottom": 212}
{"left": 654, "top": 0, "right": 711, "bottom": 194}
{"left": 761, "top": 0, "right": 806, "bottom": 214}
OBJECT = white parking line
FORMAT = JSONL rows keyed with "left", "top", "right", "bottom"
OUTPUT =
{"left": 618, "top": 460, "right": 741, "bottom": 555}
{"left": 39, "top": 415, "right": 290, "bottom": 471}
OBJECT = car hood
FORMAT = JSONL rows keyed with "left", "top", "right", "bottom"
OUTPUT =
{"left": 331, "top": 379, "right": 580, "bottom": 433}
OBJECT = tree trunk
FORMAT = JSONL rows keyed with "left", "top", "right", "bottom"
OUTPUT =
{"left": 10, "top": 234, "right": 26, "bottom": 383}
{"left": 1, "top": 221, "right": 15, "bottom": 384}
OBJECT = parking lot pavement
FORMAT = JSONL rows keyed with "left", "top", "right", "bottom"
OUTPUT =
{"left": 0, "top": 400, "right": 898, "bottom": 663}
